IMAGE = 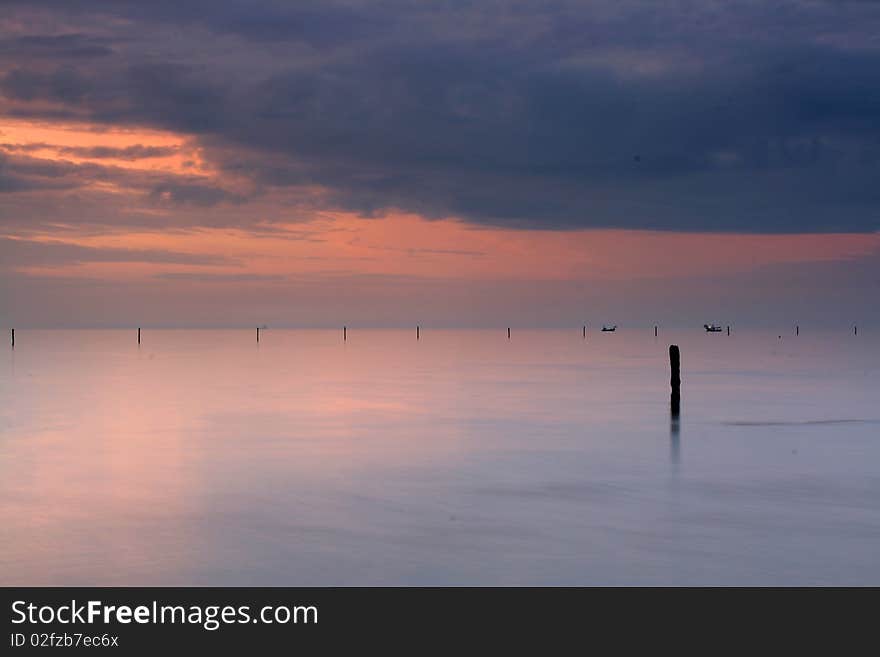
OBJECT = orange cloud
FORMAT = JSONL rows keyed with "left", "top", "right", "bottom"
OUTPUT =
{"left": 0, "top": 117, "right": 205, "bottom": 174}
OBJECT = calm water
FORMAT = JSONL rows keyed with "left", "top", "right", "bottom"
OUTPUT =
{"left": 1, "top": 328, "right": 878, "bottom": 586}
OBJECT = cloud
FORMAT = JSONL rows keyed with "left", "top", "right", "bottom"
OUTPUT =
{"left": 0, "top": 67, "right": 93, "bottom": 104}
{"left": 1, "top": 1, "right": 880, "bottom": 232}
{"left": 0, "top": 151, "right": 85, "bottom": 192}
{"left": 4, "top": 247, "right": 879, "bottom": 328}
{"left": 147, "top": 181, "right": 248, "bottom": 206}
{"left": 0, "top": 33, "right": 114, "bottom": 60}
{"left": 0, "top": 237, "right": 234, "bottom": 268}
{"left": 153, "top": 272, "right": 285, "bottom": 282}
{"left": 0, "top": 151, "right": 245, "bottom": 213}
{"left": 1, "top": 143, "right": 180, "bottom": 160}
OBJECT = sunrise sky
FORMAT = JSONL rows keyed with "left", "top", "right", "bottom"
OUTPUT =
{"left": 1, "top": 1, "right": 878, "bottom": 328}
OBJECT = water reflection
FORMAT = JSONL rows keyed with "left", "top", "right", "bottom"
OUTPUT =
{"left": 1, "top": 328, "right": 879, "bottom": 585}
{"left": 670, "top": 403, "right": 681, "bottom": 466}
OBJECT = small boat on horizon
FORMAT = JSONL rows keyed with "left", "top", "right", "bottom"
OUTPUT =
{"left": 601, "top": 325, "right": 617, "bottom": 332}
{"left": 704, "top": 323, "right": 723, "bottom": 332}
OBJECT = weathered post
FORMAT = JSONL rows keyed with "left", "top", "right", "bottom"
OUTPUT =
{"left": 854, "top": 325, "right": 858, "bottom": 336}
{"left": 583, "top": 325, "right": 586, "bottom": 338}
{"left": 727, "top": 325, "right": 730, "bottom": 336}
{"left": 654, "top": 325, "right": 658, "bottom": 337}
{"left": 256, "top": 327, "right": 260, "bottom": 343}
{"left": 507, "top": 327, "right": 511, "bottom": 340}
{"left": 669, "top": 345, "right": 681, "bottom": 418}
{"left": 344, "top": 326, "right": 347, "bottom": 341}
{"left": 417, "top": 325, "right": 420, "bottom": 340}
{"left": 796, "top": 325, "right": 799, "bottom": 336}
{"left": 138, "top": 327, "right": 141, "bottom": 344}
{"left": 10, "top": 329, "right": 13, "bottom": 348}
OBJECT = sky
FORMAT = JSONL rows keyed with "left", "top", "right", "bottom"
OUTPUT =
{"left": 1, "top": 0, "right": 878, "bottom": 328}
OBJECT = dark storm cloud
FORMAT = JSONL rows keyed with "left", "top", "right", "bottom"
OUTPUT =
{"left": 0, "top": 151, "right": 246, "bottom": 210}
{"left": 0, "top": 0, "right": 384, "bottom": 45}
{"left": 0, "top": 151, "right": 84, "bottom": 192}
{"left": 0, "top": 67, "right": 93, "bottom": 104}
{"left": 2, "top": 0, "right": 880, "bottom": 232}
{"left": 0, "top": 34, "right": 114, "bottom": 60}
{"left": 147, "top": 181, "right": 248, "bottom": 206}
{"left": 63, "top": 144, "right": 180, "bottom": 160}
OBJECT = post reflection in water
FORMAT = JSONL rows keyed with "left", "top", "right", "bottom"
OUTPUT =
{"left": 670, "top": 399, "right": 681, "bottom": 466}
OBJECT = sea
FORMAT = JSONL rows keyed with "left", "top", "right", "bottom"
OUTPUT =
{"left": 1, "top": 328, "right": 877, "bottom": 585}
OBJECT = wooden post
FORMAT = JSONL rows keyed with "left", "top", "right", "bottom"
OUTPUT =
{"left": 796, "top": 325, "right": 799, "bottom": 336}
{"left": 344, "top": 326, "right": 347, "bottom": 341}
{"left": 654, "top": 325, "right": 658, "bottom": 337}
{"left": 583, "top": 325, "right": 586, "bottom": 338}
{"left": 727, "top": 325, "right": 730, "bottom": 336}
{"left": 417, "top": 325, "right": 420, "bottom": 340}
{"left": 10, "top": 328, "right": 13, "bottom": 348}
{"left": 669, "top": 345, "right": 681, "bottom": 417}
{"left": 507, "top": 327, "right": 511, "bottom": 340}
{"left": 854, "top": 325, "right": 857, "bottom": 336}
{"left": 138, "top": 327, "right": 141, "bottom": 344}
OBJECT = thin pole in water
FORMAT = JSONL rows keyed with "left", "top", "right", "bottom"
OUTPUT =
{"left": 138, "top": 327, "right": 141, "bottom": 344}
{"left": 727, "top": 325, "right": 730, "bottom": 336}
{"left": 654, "top": 325, "right": 658, "bottom": 337}
{"left": 669, "top": 344, "right": 681, "bottom": 463}
{"left": 256, "top": 327, "right": 260, "bottom": 343}
{"left": 344, "top": 326, "right": 347, "bottom": 341}
{"left": 583, "top": 325, "right": 586, "bottom": 338}
{"left": 854, "top": 325, "right": 857, "bottom": 336}
{"left": 669, "top": 344, "right": 681, "bottom": 418}
{"left": 507, "top": 327, "right": 511, "bottom": 340}
{"left": 10, "top": 328, "right": 13, "bottom": 348}
{"left": 796, "top": 325, "right": 799, "bottom": 336}
{"left": 417, "top": 325, "right": 420, "bottom": 340}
